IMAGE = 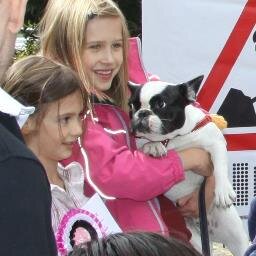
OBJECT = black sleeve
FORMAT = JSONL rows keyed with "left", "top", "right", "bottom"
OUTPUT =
{"left": 0, "top": 157, "right": 57, "bottom": 256}
{"left": 0, "top": 113, "right": 24, "bottom": 141}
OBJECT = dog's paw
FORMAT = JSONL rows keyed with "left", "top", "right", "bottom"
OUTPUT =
{"left": 166, "top": 140, "right": 175, "bottom": 150}
{"left": 142, "top": 142, "right": 167, "bottom": 157}
{"left": 214, "top": 179, "right": 236, "bottom": 208}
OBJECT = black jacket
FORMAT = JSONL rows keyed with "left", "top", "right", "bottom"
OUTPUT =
{"left": 0, "top": 112, "right": 57, "bottom": 256}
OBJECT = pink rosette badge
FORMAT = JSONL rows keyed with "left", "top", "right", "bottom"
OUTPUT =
{"left": 56, "top": 208, "right": 107, "bottom": 255}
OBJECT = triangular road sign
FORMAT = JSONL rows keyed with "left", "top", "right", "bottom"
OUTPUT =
{"left": 197, "top": 0, "right": 256, "bottom": 150}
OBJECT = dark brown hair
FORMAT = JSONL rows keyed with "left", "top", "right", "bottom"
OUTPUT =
{"left": 68, "top": 232, "right": 202, "bottom": 256}
{"left": 2, "top": 55, "right": 87, "bottom": 122}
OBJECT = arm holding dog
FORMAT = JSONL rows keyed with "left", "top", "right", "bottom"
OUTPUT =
{"left": 177, "top": 148, "right": 212, "bottom": 177}
{"left": 140, "top": 139, "right": 214, "bottom": 217}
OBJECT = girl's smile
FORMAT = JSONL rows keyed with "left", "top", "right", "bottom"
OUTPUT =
{"left": 93, "top": 69, "right": 114, "bottom": 82}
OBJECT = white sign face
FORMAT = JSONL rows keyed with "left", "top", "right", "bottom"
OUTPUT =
{"left": 142, "top": 0, "right": 256, "bottom": 216}
{"left": 142, "top": 0, "right": 256, "bottom": 134}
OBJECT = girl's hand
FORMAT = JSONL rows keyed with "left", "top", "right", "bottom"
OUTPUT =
{"left": 176, "top": 175, "right": 215, "bottom": 218}
{"left": 178, "top": 148, "right": 213, "bottom": 177}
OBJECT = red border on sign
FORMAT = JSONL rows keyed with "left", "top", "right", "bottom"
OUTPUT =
{"left": 197, "top": 0, "right": 256, "bottom": 151}
{"left": 225, "top": 134, "right": 256, "bottom": 151}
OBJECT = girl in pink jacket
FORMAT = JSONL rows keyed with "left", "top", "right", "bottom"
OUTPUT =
{"left": 39, "top": 0, "right": 213, "bottom": 240}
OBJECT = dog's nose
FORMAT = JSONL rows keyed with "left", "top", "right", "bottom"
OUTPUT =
{"left": 138, "top": 109, "right": 152, "bottom": 119}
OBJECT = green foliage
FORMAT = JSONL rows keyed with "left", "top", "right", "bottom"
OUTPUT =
{"left": 15, "top": 22, "right": 40, "bottom": 59}
{"left": 15, "top": 0, "right": 47, "bottom": 58}
{"left": 15, "top": 37, "right": 40, "bottom": 60}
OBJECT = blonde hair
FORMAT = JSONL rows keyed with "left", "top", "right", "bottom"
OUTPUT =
{"left": 39, "top": 0, "right": 130, "bottom": 111}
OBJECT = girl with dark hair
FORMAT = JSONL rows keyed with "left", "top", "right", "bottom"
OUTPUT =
{"left": 2, "top": 55, "right": 98, "bottom": 255}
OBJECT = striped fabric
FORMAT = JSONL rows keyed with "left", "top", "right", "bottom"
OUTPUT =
{"left": 50, "top": 162, "right": 89, "bottom": 233}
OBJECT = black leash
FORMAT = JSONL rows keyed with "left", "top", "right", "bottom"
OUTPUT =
{"left": 199, "top": 178, "right": 211, "bottom": 256}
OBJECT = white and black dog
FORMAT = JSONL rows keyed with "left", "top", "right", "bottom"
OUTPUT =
{"left": 128, "top": 76, "right": 248, "bottom": 256}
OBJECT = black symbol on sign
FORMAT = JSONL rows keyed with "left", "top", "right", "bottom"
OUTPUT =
{"left": 217, "top": 88, "right": 256, "bottom": 128}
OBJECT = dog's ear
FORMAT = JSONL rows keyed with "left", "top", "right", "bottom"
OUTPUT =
{"left": 181, "top": 75, "right": 204, "bottom": 102}
{"left": 128, "top": 81, "right": 141, "bottom": 96}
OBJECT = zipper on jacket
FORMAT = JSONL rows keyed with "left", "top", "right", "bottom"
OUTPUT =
{"left": 111, "top": 106, "right": 132, "bottom": 149}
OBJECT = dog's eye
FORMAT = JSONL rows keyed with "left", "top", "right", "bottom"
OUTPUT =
{"left": 156, "top": 100, "right": 166, "bottom": 109}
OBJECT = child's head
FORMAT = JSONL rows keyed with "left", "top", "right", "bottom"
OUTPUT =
{"left": 39, "top": 0, "right": 130, "bottom": 111}
{"left": 2, "top": 55, "right": 87, "bottom": 161}
{"left": 68, "top": 232, "right": 202, "bottom": 256}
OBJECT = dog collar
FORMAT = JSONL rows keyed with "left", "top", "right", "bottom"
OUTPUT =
{"left": 192, "top": 115, "right": 212, "bottom": 132}
{"left": 160, "top": 116, "right": 211, "bottom": 147}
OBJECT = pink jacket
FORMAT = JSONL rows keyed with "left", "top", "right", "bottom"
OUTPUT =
{"left": 65, "top": 102, "right": 184, "bottom": 234}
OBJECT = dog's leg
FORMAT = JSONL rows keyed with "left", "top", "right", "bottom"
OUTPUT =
{"left": 142, "top": 141, "right": 167, "bottom": 157}
{"left": 209, "top": 206, "right": 249, "bottom": 256}
{"left": 207, "top": 142, "right": 236, "bottom": 207}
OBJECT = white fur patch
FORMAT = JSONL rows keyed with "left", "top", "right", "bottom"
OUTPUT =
{"left": 140, "top": 81, "right": 169, "bottom": 108}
